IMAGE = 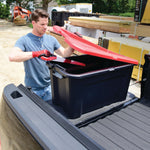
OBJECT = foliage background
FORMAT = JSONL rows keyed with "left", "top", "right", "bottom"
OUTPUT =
{"left": 0, "top": 0, "right": 137, "bottom": 19}
{"left": 0, "top": 2, "right": 10, "bottom": 19}
{"left": 57, "top": 0, "right": 136, "bottom": 15}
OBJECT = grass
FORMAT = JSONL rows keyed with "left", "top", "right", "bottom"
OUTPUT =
{"left": 107, "top": 12, "right": 134, "bottom": 17}
{"left": 27, "top": 23, "right": 33, "bottom": 28}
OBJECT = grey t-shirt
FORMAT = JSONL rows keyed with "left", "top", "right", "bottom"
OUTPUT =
{"left": 15, "top": 33, "right": 61, "bottom": 89}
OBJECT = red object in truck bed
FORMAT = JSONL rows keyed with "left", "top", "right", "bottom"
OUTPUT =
{"left": 53, "top": 26, "right": 138, "bottom": 65}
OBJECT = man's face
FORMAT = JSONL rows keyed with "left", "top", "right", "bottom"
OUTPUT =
{"left": 32, "top": 17, "right": 48, "bottom": 36}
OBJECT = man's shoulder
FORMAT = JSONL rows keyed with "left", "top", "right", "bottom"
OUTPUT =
{"left": 26, "top": 33, "right": 34, "bottom": 38}
{"left": 18, "top": 33, "right": 31, "bottom": 41}
{"left": 15, "top": 33, "right": 32, "bottom": 47}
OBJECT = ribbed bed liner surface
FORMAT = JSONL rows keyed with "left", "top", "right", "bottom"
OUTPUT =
{"left": 80, "top": 100, "right": 150, "bottom": 150}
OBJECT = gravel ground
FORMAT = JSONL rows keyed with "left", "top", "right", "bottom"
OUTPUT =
{"left": 0, "top": 19, "right": 32, "bottom": 100}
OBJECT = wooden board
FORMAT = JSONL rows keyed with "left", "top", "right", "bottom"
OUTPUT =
{"left": 99, "top": 15, "right": 134, "bottom": 21}
{"left": 130, "top": 22, "right": 150, "bottom": 37}
{"left": 69, "top": 16, "right": 133, "bottom": 33}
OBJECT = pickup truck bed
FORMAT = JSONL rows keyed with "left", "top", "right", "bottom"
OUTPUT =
{"left": 80, "top": 99, "right": 150, "bottom": 150}
{"left": 2, "top": 83, "right": 150, "bottom": 150}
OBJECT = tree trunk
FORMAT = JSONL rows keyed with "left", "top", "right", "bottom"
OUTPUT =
{"left": 42, "top": 0, "right": 53, "bottom": 11}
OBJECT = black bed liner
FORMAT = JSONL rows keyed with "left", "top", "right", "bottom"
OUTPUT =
{"left": 80, "top": 99, "right": 150, "bottom": 150}
{"left": 3, "top": 83, "right": 150, "bottom": 150}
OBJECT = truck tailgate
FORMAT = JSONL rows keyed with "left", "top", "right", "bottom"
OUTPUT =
{"left": 2, "top": 84, "right": 104, "bottom": 150}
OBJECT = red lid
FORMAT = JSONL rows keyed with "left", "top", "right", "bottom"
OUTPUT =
{"left": 53, "top": 26, "right": 138, "bottom": 65}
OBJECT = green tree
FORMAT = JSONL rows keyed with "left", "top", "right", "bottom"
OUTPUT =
{"left": 57, "top": 0, "right": 71, "bottom": 4}
{"left": 128, "top": 0, "right": 136, "bottom": 12}
{"left": 92, "top": 0, "right": 106, "bottom": 13}
{"left": 105, "top": 0, "right": 116, "bottom": 13}
{"left": 55, "top": 0, "right": 137, "bottom": 13}
{"left": 0, "top": 2, "right": 10, "bottom": 18}
{"left": 6, "top": 0, "right": 56, "bottom": 11}
{"left": 6, "top": 0, "right": 34, "bottom": 9}
{"left": 57, "top": 0, "right": 93, "bottom": 5}
{"left": 120, "top": 0, "right": 129, "bottom": 13}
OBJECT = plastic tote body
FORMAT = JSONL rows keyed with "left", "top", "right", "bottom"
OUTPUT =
{"left": 47, "top": 55, "right": 134, "bottom": 119}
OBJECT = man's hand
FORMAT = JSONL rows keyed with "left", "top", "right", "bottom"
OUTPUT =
{"left": 32, "top": 50, "right": 51, "bottom": 58}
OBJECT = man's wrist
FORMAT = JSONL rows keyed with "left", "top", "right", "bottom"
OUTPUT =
{"left": 32, "top": 51, "right": 38, "bottom": 58}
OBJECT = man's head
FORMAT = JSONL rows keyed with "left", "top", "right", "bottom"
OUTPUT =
{"left": 31, "top": 9, "right": 49, "bottom": 36}
{"left": 31, "top": 9, "right": 49, "bottom": 22}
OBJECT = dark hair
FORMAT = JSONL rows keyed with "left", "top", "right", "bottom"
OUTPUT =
{"left": 31, "top": 9, "right": 49, "bottom": 22}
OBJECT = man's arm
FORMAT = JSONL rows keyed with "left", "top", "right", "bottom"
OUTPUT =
{"left": 9, "top": 47, "right": 51, "bottom": 62}
{"left": 9, "top": 47, "right": 32, "bottom": 62}
{"left": 55, "top": 46, "right": 74, "bottom": 57}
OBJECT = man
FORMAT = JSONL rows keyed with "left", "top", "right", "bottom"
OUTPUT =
{"left": 9, "top": 9, "right": 74, "bottom": 101}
